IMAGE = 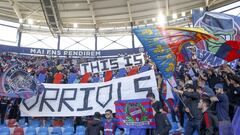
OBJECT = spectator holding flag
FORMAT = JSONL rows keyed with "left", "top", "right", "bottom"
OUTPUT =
{"left": 173, "top": 84, "right": 201, "bottom": 135}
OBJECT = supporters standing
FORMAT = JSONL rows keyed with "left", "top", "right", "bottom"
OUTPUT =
{"left": 85, "top": 112, "right": 103, "bottom": 135}
{"left": 0, "top": 97, "right": 9, "bottom": 124}
{"left": 53, "top": 71, "right": 63, "bottom": 84}
{"left": 214, "top": 83, "right": 233, "bottom": 134}
{"left": 173, "top": 84, "right": 201, "bottom": 135}
{"left": 226, "top": 75, "right": 240, "bottom": 120}
{"left": 102, "top": 109, "right": 123, "bottom": 135}
{"left": 214, "top": 83, "right": 230, "bottom": 121}
{"left": 8, "top": 99, "right": 20, "bottom": 120}
{"left": 147, "top": 93, "right": 171, "bottom": 135}
{"left": 198, "top": 98, "right": 217, "bottom": 135}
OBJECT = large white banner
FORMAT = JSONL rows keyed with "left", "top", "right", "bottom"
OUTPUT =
{"left": 20, "top": 70, "right": 158, "bottom": 117}
{"left": 79, "top": 53, "right": 145, "bottom": 75}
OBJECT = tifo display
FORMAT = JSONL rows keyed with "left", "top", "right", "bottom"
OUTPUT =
{"left": 0, "top": 8, "right": 239, "bottom": 135}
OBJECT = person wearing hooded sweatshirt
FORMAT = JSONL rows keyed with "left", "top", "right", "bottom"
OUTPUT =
{"left": 86, "top": 112, "right": 103, "bottom": 135}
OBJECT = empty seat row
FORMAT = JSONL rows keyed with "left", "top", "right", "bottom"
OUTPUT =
{"left": 0, "top": 126, "right": 86, "bottom": 135}
{"left": 16, "top": 118, "right": 74, "bottom": 128}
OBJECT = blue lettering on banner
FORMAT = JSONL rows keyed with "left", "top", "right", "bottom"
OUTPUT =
{"left": 195, "top": 48, "right": 230, "bottom": 67}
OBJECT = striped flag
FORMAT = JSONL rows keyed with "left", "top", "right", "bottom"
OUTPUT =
{"left": 114, "top": 99, "right": 156, "bottom": 128}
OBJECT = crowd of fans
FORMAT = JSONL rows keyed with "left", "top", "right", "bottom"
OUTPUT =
{"left": 0, "top": 52, "right": 239, "bottom": 135}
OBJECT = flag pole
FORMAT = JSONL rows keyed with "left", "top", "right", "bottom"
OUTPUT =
{"left": 165, "top": 78, "right": 194, "bottom": 118}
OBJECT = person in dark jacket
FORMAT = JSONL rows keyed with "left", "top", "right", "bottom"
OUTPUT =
{"left": 214, "top": 83, "right": 230, "bottom": 121}
{"left": 0, "top": 97, "right": 9, "bottom": 124}
{"left": 214, "top": 83, "right": 233, "bottom": 135}
{"left": 173, "top": 84, "right": 201, "bottom": 135}
{"left": 8, "top": 100, "right": 20, "bottom": 120}
{"left": 85, "top": 112, "right": 103, "bottom": 135}
{"left": 147, "top": 93, "right": 171, "bottom": 135}
{"left": 198, "top": 98, "right": 217, "bottom": 135}
{"left": 226, "top": 75, "right": 240, "bottom": 120}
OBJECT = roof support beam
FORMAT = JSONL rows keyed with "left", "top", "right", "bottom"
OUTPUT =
{"left": 86, "top": 0, "right": 96, "bottom": 25}
{"left": 23, "top": 6, "right": 41, "bottom": 20}
{"left": 127, "top": 0, "right": 133, "bottom": 22}
{"left": 14, "top": 1, "right": 42, "bottom": 16}
{"left": 206, "top": 0, "right": 209, "bottom": 6}
{"left": 208, "top": 0, "right": 217, "bottom": 7}
{"left": 8, "top": 0, "right": 22, "bottom": 21}
{"left": 165, "top": 0, "right": 169, "bottom": 16}
{"left": 40, "top": 0, "right": 63, "bottom": 36}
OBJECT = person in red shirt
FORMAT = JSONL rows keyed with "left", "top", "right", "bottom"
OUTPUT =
{"left": 53, "top": 71, "right": 63, "bottom": 84}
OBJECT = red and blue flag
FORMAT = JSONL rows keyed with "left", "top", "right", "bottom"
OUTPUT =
{"left": 114, "top": 99, "right": 156, "bottom": 129}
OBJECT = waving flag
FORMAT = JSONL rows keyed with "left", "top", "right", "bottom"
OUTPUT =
{"left": 215, "top": 41, "right": 240, "bottom": 62}
{"left": 133, "top": 26, "right": 216, "bottom": 79}
{"left": 193, "top": 10, "right": 240, "bottom": 62}
{"left": 115, "top": 99, "right": 156, "bottom": 128}
{"left": 133, "top": 27, "right": 176, "bottom": 79}
{"left": 0, "top": 65, "right": 44, "bottom": 99}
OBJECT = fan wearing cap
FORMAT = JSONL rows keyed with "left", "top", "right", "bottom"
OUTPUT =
{"left": 173, "top": 84, "right": 201, "bottom": 135}
{"left": 214, "top": 83, "right": 230, "bottom": 122}
{"left": 214, "top": 83, "right": 233, "bottom": 134}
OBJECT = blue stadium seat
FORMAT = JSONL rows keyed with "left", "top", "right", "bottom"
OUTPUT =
{"left": 115, "top": 128, "right": 123, "bottom": 135}
{"left": 25, "top": 126, "right": 36, "bottom": 135}
{"left": 63, "top": 127, "right": 74, "bottom": 135}
{"left": 38, "top": 127, "right": 49, "bottom": 135}
{"left": 123, "top": 128, "right": 130, "bottom": 135}
{"left": 51, "top": 127, "right": 62, "bottom": 135}
{"left": 45, "top": 119, "right": 52, "bottom": 127}
{"left": 0, "top": 126, "right": 10, "bottom": 135}
{"left": 75, "top": 126, "right": 86, "bottom": 135}
{"left": 63, "top": 118, "right": 74, "bottom": 127}
{"left": 18, "top": 118, "right": 27, "bottom": 128}
{"left": 30, "top": 119, "right": 41, "bottom": 128}
{"left": 0, "top": 122, "right": 7, "bottom": 127}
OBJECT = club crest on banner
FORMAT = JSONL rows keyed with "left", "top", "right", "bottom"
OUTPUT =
{"left": 125, "top": 102, "right": 148, "bottom": 123}
{"left": 0, "top": 65, "right": 44, "bottom": 99}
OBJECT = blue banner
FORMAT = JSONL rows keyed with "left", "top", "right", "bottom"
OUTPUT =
{"left": 192, "top": 10, "right": 240, "bottom": 54}
{"left": 195, "top": 47, "right": 238, "bottom": 67}
{"left": 0, "top": 44, "right": 144, "bottom": 58}
{"left": 133, "top": 27, "right": 176, "bottom": 79}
